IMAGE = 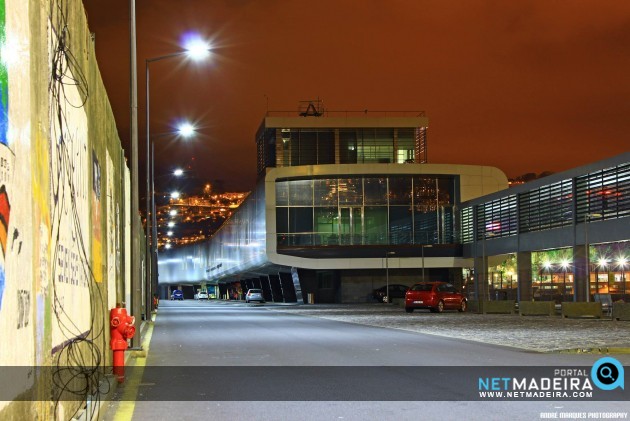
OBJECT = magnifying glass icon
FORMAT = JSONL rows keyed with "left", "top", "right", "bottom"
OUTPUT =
{"left": 599, "top": 366, "right": 615, "bottom": 381}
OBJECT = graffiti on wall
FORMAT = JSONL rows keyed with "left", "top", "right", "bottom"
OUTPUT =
{"left": 0, "top": 0, "right": 8, "bottom": 311}
{"left": 0, "top": 0, "right": 7, "bottom": 146}
{"left": 0, "top": 185, "right": 9, "bottom": 309}
{"left": 92, "top": 151, "right": 102, "bottom": 283}
{"left": 0, "top": 0, "right": 36, "bottom": 384}
{"left": 106, "top": 152, "right": 118, "bottom": 308}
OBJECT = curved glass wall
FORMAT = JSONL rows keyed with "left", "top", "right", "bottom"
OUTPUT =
{"left": 276, "top": 175, "right": 456, "bottom": 247}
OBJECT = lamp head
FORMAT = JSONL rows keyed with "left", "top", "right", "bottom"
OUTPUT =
{"left": 183, "top": 36, "right": 211, "bottom": 61}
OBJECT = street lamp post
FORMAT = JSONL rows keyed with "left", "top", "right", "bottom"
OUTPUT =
{"left": 421, "top": 244, "right": 433, "bottom": 282}
{"left": 583, "top": 213, "right": 601, "bottom": 302}
{"left": 145, "top": 39, "right": 210, "bottom": 316}
{"left": 619, "top": 257, "right": 628, "bottom": 297}
{"left": 129, "top": 0, "right": 141, "bottom": 349}
{"left": 596, "top": 257, "right": 608, "bottom": 298}
{"left": 561, "top": 259, "right": 569, "bottom": 302}
{"left": 385, "top": 251, "right": 395, "bottom": 303}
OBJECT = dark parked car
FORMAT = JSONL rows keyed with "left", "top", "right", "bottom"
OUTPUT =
{"left": 405, "top": 282, "right": 467, "bottom": 313}
{"left": 170, "top": 290, "right": 184, "bottom": 300}
{"left": 372, "top": 284, "right": 410, "bottom": 302}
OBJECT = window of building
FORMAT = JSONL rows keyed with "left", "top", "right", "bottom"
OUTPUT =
{"left": 389, "top": 206, "right": 413, "bottom": 244}
{"left": 339, "top": 129, "right": 357, "bottom": 164}
{"left": 364, "top": 177, "right": 388, "bottom": 205}
{"left": 338, "top": 178, "right": 363, "bottom": 206}
{"left": 364, "top": 206, "right": 388, "bottom": 244}
{"left": 314, "top": 178, "right": 338, "bottom": 206}
{"left": 397, "top": 129, "right": 415, "bottom": 163}
{"left": 388, "top": 177, "right": 412, "bottom": 205}
{"left": 275, "top": 175, "right": 457, "bottom": 247}
{"left": 288, "top": 179, "right": 313, "bottom": 206}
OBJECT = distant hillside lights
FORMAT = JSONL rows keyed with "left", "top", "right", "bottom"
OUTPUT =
{"left": 156, "top": 188, "right": 249, "bottom": 250}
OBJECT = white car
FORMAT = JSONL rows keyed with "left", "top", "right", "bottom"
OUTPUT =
{"left": 245, "top": 289, "right": 265, "bottom": 303}
{"left": 197, "top": 291, "right": 209, "bottom": 300}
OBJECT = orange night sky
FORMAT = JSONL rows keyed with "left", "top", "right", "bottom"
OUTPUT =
{"left": 84, "top": 0, "right": 630, "bottom": 192}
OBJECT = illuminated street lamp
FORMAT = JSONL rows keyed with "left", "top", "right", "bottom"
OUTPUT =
{"left": 145, "top": 36, "right": 211, "bottom": 315}
{"left": 596, "top": 257, "right": 608, "bottom": 296}
{"left": 385, "top": 251, "right": 396, "bottom": 303}
{"left": 560, "top": 259, "right": 570, "bottom": 301}
{"left": 150, "top": 121, "right": 195, "bottom": 252}
{"left": 618, "top": 256, "right": 628, "bottom": 296}
{"left": 421, "top": 244, "right": 433, "bottom": 282}
{"left": 543, "top": 260, "right": 552, "bottom": 283}
{"left": 171, "top": 191, "right": 181, "bottom": 199}
{"left": 583, "top": 213, "right": 601, "bottom": 302}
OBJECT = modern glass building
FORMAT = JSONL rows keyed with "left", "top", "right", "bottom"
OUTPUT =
{"left": 461, "top": 152, "right": 630, "bottom": 303}
{"left": 158, "top": 112, "right": 510, "bottom": 303}
{"left": 159, "top": 110, "right": 629, "bottom": 305}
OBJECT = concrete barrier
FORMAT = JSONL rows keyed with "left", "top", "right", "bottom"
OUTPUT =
{"left": 561, "top": 302, "right": 602, "bottom": 319}
{"left": 482, "top": 300, "right": 516, "bottom": 315}
{"left": 612, "top": 302, "right": 630, "bottom": 321}
{"left": 519, "top": 301, "right": 555, "bottom": 316}
{"left": 466, "top": 300, "right": 481, "bottom": 313}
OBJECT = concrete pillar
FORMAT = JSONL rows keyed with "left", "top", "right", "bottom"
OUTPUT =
{"left": 268, "top": 274, "right": 282, "bottom": 302}
{"left": 260, "top": 276, "right": 272, "bottom": 302}
{"left": 517, "top": 251, "right": 532, "bottom": 302}
{"left": 473, "top": 253, "right": 488, "bottom": 302}
{"left": 279, "top": 272, "right": 298, "bottom": 303}
{"left": 573, "top": 244, "right": 588, "bottom": 302}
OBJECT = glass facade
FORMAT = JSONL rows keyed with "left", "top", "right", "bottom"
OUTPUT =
{"left": 272, "top": 127, "right": 422, "bottom": 169}
{"left": 276, "top": 175, "right": 456, "bottom": 247}
{"left": 519, "top": 180, "right": 573, "bottom": 233}
{"left": 462, "top": 162, "right": 630, "bottom": 243}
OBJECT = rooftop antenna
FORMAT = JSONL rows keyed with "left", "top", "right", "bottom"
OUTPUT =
{"left": 298, "top": 98, "right": 324, "bottom": 117}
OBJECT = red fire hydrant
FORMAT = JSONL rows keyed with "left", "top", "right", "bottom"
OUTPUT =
{"left": 110, "top": 306, "right": 136, "bottom": 383}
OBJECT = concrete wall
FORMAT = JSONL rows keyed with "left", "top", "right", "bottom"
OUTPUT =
{"left": 0, "top": 0, "right": 137, "bottom": 419}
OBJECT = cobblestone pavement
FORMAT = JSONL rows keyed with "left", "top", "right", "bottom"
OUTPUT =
{"left": 269, "top": 303, "right": 630, "bottom": 353}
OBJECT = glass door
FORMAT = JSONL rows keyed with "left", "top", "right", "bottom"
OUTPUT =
{"left": 339, "top": 207, "right": 363, "bottom": 245}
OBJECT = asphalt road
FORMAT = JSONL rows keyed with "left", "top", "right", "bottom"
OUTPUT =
{"left": 104, "top": 301, "right": 630, "bottom": 421}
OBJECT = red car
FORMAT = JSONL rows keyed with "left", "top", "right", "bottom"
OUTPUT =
{"left": 405, "top": 282, "right": 467, "bottom": 313}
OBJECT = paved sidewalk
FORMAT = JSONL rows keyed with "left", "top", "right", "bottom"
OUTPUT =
{"left": 269, "top": 303, "right": 630, "bottom": 353}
